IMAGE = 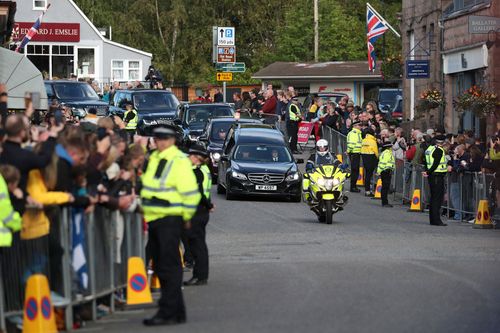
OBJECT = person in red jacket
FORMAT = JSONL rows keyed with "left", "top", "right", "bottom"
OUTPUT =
{"left": 260, "top": 89, "right": 277, "bottom": 115}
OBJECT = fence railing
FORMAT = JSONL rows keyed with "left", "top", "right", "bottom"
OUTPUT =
{"left": 321, "top": 125, "right": 497, "bottom": 221}
{"left": 0, "top": 206, "right": 145, "bottom": 331}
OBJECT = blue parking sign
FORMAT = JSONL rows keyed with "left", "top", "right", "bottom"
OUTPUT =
{"left": 225, "top": 29, "right": 233, "bottom": 38}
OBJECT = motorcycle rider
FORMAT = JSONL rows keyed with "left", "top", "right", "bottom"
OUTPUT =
{"left": 306, "top": 139, "right": 341, "bottom": 172}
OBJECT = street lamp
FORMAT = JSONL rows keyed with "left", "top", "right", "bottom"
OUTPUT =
{"left": 0, "top": 1, "right": 16, "bottom": 46}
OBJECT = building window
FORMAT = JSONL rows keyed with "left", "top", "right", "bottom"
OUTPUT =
{"left": 443, "top": 0, "right": 490, "bottom": 18}
{"left": 111, "top": 60, "right": 142, "bottom": 81}
{"left": 33, "top": 0, "right": 47, "bottom": 10}
{"left": 112, "top": 60, "right": 124, "bottom": 81}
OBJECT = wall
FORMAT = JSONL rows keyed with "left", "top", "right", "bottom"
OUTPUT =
{"left": 170, "top": 85, "right": 261, "bottom": 103}
{"left": 102, "top": 42, "right": 151, "bottom": 83}
{"left": 442, "top": 1, "right": 500, "bottom": 135}
{"left": 401, "top": 0, "right": 443, "bottom": 126}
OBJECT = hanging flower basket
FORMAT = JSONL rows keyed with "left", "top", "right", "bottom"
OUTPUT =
{"left": 380, "top": 56, "right": 403, "bottom": 80}
{"left": 416, "top": 88, "right": 444, "bottom": 112}
{"left": 454, "top": 85, "right": 499, "bottom": 116}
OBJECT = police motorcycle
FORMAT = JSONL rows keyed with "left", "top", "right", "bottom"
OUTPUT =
{"left": 302, "top": 140, "right": 350, "bottom": 224}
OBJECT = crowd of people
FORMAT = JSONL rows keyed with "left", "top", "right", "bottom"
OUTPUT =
{"left": 0, "top": 80, "right": 215, "bottom": 327}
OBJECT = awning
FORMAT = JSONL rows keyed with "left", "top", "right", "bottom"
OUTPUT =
{"left": 0, "top": 47, "right": 48, "bottom": 110}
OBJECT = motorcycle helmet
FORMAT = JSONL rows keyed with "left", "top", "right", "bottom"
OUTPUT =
{"left": 316, "top": 139, "right": 329, "bottom": 156}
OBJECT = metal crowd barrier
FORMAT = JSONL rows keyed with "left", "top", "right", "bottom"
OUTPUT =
{"left": 321, "top": 125, "right": 497, "bottom": 221}
{"left": 0, "top": 206, "right": 145, "bottom": 331}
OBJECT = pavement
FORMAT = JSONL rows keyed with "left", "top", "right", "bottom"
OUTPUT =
{"left": 81, "top": 149, "right": 500, "bottom": 333}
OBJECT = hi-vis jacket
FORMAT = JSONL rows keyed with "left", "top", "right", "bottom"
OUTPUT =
{"left": 0, "top": 175, "right": 22, "bottom": 247}
{"left": 347, "top": 128, "right": 362, "bottom": 154}
{"left": 140, "top": 145, "right": 201, "bottom": 222}
{"left": 377, "top": 149, "right": 395, "bottom": 174}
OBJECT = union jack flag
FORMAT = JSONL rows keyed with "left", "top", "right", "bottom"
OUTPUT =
{"left": 15, "top": 4, "right": 50, "bottom": 53}
{"left": 366, "top": 5, "right": 388, "bottom": 72}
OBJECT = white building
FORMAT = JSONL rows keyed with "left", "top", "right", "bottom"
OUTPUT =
{"left": 12, "top": 0, "right": 152, "bottom": 84}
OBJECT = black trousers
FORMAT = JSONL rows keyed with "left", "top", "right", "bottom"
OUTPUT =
{"left": 181, "top": 233, "right": 193, "bottom": 265}
{"left": 380, "top": 170, "right": 392, "bottom": 205}
{"left": 148, "top": 216, "right": 185, "bottom": 319}
{"left": 349, "top": 153, "right": 361, "bottom": 190}
{"left": 428, "top": 174, "right": 445, "bottom": 225}
{"left": 362, "top": 154, "right": 377, "bottom": 192}
{"left": 287, "top": 121, "right": 299, "bottom": 151}
{"left": 187, "top": 211, "right": 209, "bottom": 280}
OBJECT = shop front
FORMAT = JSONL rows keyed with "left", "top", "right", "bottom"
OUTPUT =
{"left": 11, "top": 0, "right": 151, "bottom": 83}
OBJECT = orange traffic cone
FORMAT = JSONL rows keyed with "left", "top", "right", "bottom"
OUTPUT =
{"left": 408, "top": 189, "right": 423, "bottom": 212}
{"left": 473, "top": 200, "right": 493, "bottom": 229}
{"left": 150, "top": 274, "right": 161, "bottom": 290}
{"left": 356, "top": 167, "right": 365, "bottom": 186}
{"left": 336, "top": 154, "right": 343, "bottom": 163}
{"left": 22, "top": 274, "right": 57, "bottom": 333}
{"left": 373, "top": 179, "right": 382, "bottom": 199}
{"left": 126, "top": 257, "right": 153, "bottom": 305}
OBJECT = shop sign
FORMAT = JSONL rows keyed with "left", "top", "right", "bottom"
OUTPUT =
{"left": 12, "top": 23, "right": 80, "bottom": 43}
{"left": 406, "top": 60, "right": 430, "bottom": 79}
{"left": 469, "top": 16, "right": 500, "bottom": 34}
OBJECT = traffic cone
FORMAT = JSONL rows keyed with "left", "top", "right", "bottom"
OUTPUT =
{"left": 22, "top": 274, "right": 57, "bottom": 333}
{"left": 126, "top": 257, "right": 153, "bottom": 305}
{"left": 473, "top": 200, "right": 493, "bottom": 229}
{"left": 373, "top": 179, "right": 382, "bottom": 199}
{"left": 150, "top": 274, "right": 161, "bottom": 291}
{"left": 408, "top": 189, "right": 422, "bottom": 212}
{"left": 336, "top": 154, "right": 343, "bottom": 163}
{"left": 356, "top": 167, "right": 365, "bottom": 186}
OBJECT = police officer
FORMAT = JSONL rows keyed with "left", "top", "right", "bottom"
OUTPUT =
{"left": 286, "top": 96, "right": 302, "bottom": 154}
{"left": 306, "top": 139, "right": 340, "bottom": 172}
{"left": 423, "top": 134, "right": 448, "bottom": 226}
{"left": 376, "top": 141, "right": 395, "bottom": 207}
{"left": 347, "top": 121, "right": 363, "bottom": 192}
{"left": 123, "top": 102, "right": 138, "bottom": 141}
{"left": 141, "top": 126, "right": 201, "bottom": 326}
{"left": 184, "top": 144, "right": 214, "bottom": 286}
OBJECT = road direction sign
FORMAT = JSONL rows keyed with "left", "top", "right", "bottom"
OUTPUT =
{"left": 217, "top": 27, "right": 235, "bottom": 45}
{"left": 216, "top": 62, "right": 246, "bottom": 72}
{"left": 217, "top": 46, "right": 236, "bottom": 63}
{"left": 216, "top": 72, "right": 233, "bottom": 81}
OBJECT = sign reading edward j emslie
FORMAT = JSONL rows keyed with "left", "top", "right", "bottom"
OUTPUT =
{"left": 12, "top": 23, "right": 81, "bottom": 43}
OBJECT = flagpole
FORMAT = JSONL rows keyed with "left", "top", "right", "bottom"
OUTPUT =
{"left": 367, "top": 2, "right": 401, "bottom": 38}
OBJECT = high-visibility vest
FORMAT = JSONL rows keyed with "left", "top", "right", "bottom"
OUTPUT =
{"left": 0, "top": 175, "right": 22, "bottom": 247}
{"left": 200, "top": 164, "right": 212, "bottom": 199}
{"left": 347, "top": 128, "right": 362, "bottom": 153}
{"left": 124, "top": 109, "right": 138, "bottom": 130}
{"left": 425, "top": 145, "right": 447, "bottom": 173}
{"left": 377, "top": 149, "right": 395, "bottom": 174}
{"left": 288, "top": 104, "right": 301, "bottom": 121}
{"left": 140, "top": 145, "right": 201, "bottom": 222}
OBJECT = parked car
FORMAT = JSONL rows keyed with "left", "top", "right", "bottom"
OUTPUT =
{"left": 302, "top": 92, "right": 348, "bottom": 112}
{"left": 377, "top": 88, "right": 402, "bottom": 115}
{"left": 216, "top": 124, "right": 302, "bottom": 201}
{"left": 199, "top": 117, "right": 263, "bottom": 180}
{"left": 108, "top": 89, "right": 180, "bottom": 135}
{"left": 176, "top": 103, "right": 234, "bottom": 148}
{"left": 44, "top": 80, "right": 109, "bottom": 118}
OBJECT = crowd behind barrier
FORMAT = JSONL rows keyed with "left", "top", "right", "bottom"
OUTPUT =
{"left": 322, "top": 125, "right": 498, "bottom": 222}
{"left": 0, "top": 207, "right": 144, "bottom": 331}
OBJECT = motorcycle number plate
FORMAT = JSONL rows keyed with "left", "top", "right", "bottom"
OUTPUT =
{"left": 255, "top": 185, "right": 277, "bottom": 191}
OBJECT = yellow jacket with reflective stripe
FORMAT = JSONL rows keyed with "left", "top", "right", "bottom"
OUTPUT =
{"left": 377, "top": 149, "right": 395, "bottom": 174}
{"left": 141, "top": 145, "right": 201, "bottom": 222}
{"left": 288, "top": 104, "right": 301, "bottom": 121}
{"left": 361, "top": 134, "right": 379, "bottom": 157}
{"left": 124, "top": 109, "right": 138, "bottom": 130}
{"left": 425, "top": 145, "right": 447, "bottom": 173}
{"left": 200, "top": 165, "right": 212, "bottom": 199}
{"left": 347, "top": 128, "right": 362, "bottom": 153}
{"left": 0, "top": 175, "right": 22, "bottom": 247}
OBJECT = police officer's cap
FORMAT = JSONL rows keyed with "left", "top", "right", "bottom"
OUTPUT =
{"left": 152, "top": 126, "right": 177, "bottom": 139}
{"left": 435, "top": 134, "right": 446, "bottom": 143}
{"left": 188, "top": 144, "right": 209, "bottom": 158}
{"left": 291, "top": 95, "right": 299, "bottom": 101}
{"left": 352, "top": 120, "right": 362, "bottom": 126}
{"left": 382, "top": 141, "right": 393, "bottom": 148}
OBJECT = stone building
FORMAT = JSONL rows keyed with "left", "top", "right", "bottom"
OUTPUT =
{"left": 402, "top": 0, "right": 499, "bottom": 136}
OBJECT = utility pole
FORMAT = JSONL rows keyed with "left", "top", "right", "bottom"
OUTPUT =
{"left": 314, "top": 0, "right": 319, "bottom": 62}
